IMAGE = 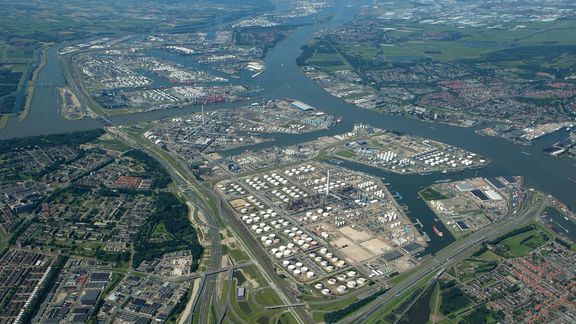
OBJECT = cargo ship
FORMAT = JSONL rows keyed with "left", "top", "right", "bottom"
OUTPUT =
{"left": 432, "top": 225, "right": 444, "bottom": 238}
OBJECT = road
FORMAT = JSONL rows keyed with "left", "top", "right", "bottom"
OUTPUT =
{"left": 345, "top": 191, "right": 548, "bottom": 323}
{"left": 106, "top": 126, "right": 224, "bottom": 322}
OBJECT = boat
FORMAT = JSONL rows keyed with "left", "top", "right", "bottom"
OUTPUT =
{"left": 328, "top": 159, "right": 343, "bottom": 165}
{"left": 336, "top": 116, "right": 344, "bottom": 124}
{"left": 432, "top": 225, "right": 444, "bottom": 238}
{"left": 251, "top": 70, "right": 264, "bottom": 78}
{"left": 434, "top": 179, "right": 452, "bottom": 184}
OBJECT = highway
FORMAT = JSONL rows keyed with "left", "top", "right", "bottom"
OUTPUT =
{"left": 106, "top": 125, "right": 549, "bottom": 324}
{"left": 105, "top": 126, "right": 225, "bottom": 323}
{"left": 344, "top": 191, "right": 548, "bottom": 323}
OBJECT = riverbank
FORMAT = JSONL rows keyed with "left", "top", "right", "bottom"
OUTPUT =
{"left": 19, "top": 46, "right": 49, "bottom": 121}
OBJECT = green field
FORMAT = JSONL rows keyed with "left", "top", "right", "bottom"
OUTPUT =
{"left": 326, "top": 17, "right": 576, "bottom": 80}
{"left": 419, "top": 188, "right": 449, "bottom": 201}
{"left": 495, "top": 228, "right": 549, "bottom": 258}
{"left": 335, "top": 150, "right": 355, "bottom": 158}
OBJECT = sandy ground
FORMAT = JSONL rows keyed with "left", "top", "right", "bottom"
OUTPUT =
{"left": 360, "top": 238, "right": 392, "bottom": 255}
{"left": 178, "top": 278, "right": 200, "bottom": 324}
{"left": 339, "top": 226, "right": 373, "bottom": 242}
{"left": 332, "top": 236, "right": 374, "bottom": 262}
{"left": 59, "top": 87, "right": 89, "bottom": 120}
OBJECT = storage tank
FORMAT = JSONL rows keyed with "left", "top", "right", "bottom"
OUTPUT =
{"left": 327, "top": 278, "right": 337, "bottom": 285}
{"left": 347, "top": 281, "right": 357, "bottom": 288}
{"left": 336, "top": 285, "right": 347, "bottom": 293}
{"left": 314, "top": 283, "right": 323, "bottom": 290}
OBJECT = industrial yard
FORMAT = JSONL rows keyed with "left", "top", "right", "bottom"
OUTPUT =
{"left": 144, "top": 101, "right": 337, "bottom": 163}
{"left": 216, "top": 161, "right": 427, "bottom": 297}
{"left": 420, "top": 176, "right": 524, "bottom": 238}
{"left": 332, "top": 124, "right": 488, "bottom": 174}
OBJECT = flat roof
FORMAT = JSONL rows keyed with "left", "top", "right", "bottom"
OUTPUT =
{"left": 382, "top": 250, "right": 404, "bottom": 261}
{"left": 471, "top": 189, "right": 489, "bottom": 201}
{"left": 456, "top": 182, "right": 475, "bottom": 192}
{"left": 291, "top": 100, "right": 315, "bottom": 111}
{"left": 486, "top": 177, "right": 506, "bottom": 189}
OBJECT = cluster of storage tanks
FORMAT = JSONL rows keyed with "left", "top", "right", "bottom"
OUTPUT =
{"left": 378, "top": 212, "right": 398, "bottom": 223}
{"left": 239, "top": 196, "right": 265, "bottom": 213}
{"left": 314, "top": 271, "right": 367, "bottom": 295}
{"left": 388, "top": 221, "right": 402, "bottom": 229}
{"left": 372, "top": 190, "right": 388, "bottom": 199}
{"left": 245, "top": 177, "right": 270, "bottom": 191}
{"left": 357, "top": 181, "right": 376, "bottom": 189}
{"left": 334, "top": 216, "right": 346, "bottom": 228}
{"left": 262, "top": 173, "right": 289, "bottom": 186}
{"left": 284, "top": 165, "right": 316, "bottom": 177}
{"left": 242, "top": 209, "right": 278, "bottom": 226}
{"left": 415, "top": 150, "right": 479, "bottom": 168}
{"left": 270, "top": 244, "right": 296, "bottom": 258}
{"left": 272, "top": 185, "right": 307, "bottom": 203}
{"left": 218, "top": 182, "right": 246, "bottom": 195}
{"left": 310, "top": 179, "right": 346, "bottom": 195}
{"left": 282, "top": 259, "right": 315, "bottom": 281}
{"left": 298, "top": 207, "right": 332, "bottom": 223}
{"left": 260, "top": 233, "right": 280, "bottom": 246}
{"left": 285, "top": 227, "right": 319, "bottom": 250}
{"left": 309, "top": 248, "right": 346, "bottom": 272}
{"left": 377, "top": 151, "right": 397, "bottom": 162}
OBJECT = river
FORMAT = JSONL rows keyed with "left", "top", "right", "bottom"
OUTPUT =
{"left": 0, "top": 0, "right": 574, "bottom": 253}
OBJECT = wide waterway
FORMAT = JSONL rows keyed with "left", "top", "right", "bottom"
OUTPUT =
{"left": 0, "top": 0, "right": 574, "bottom": 253}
